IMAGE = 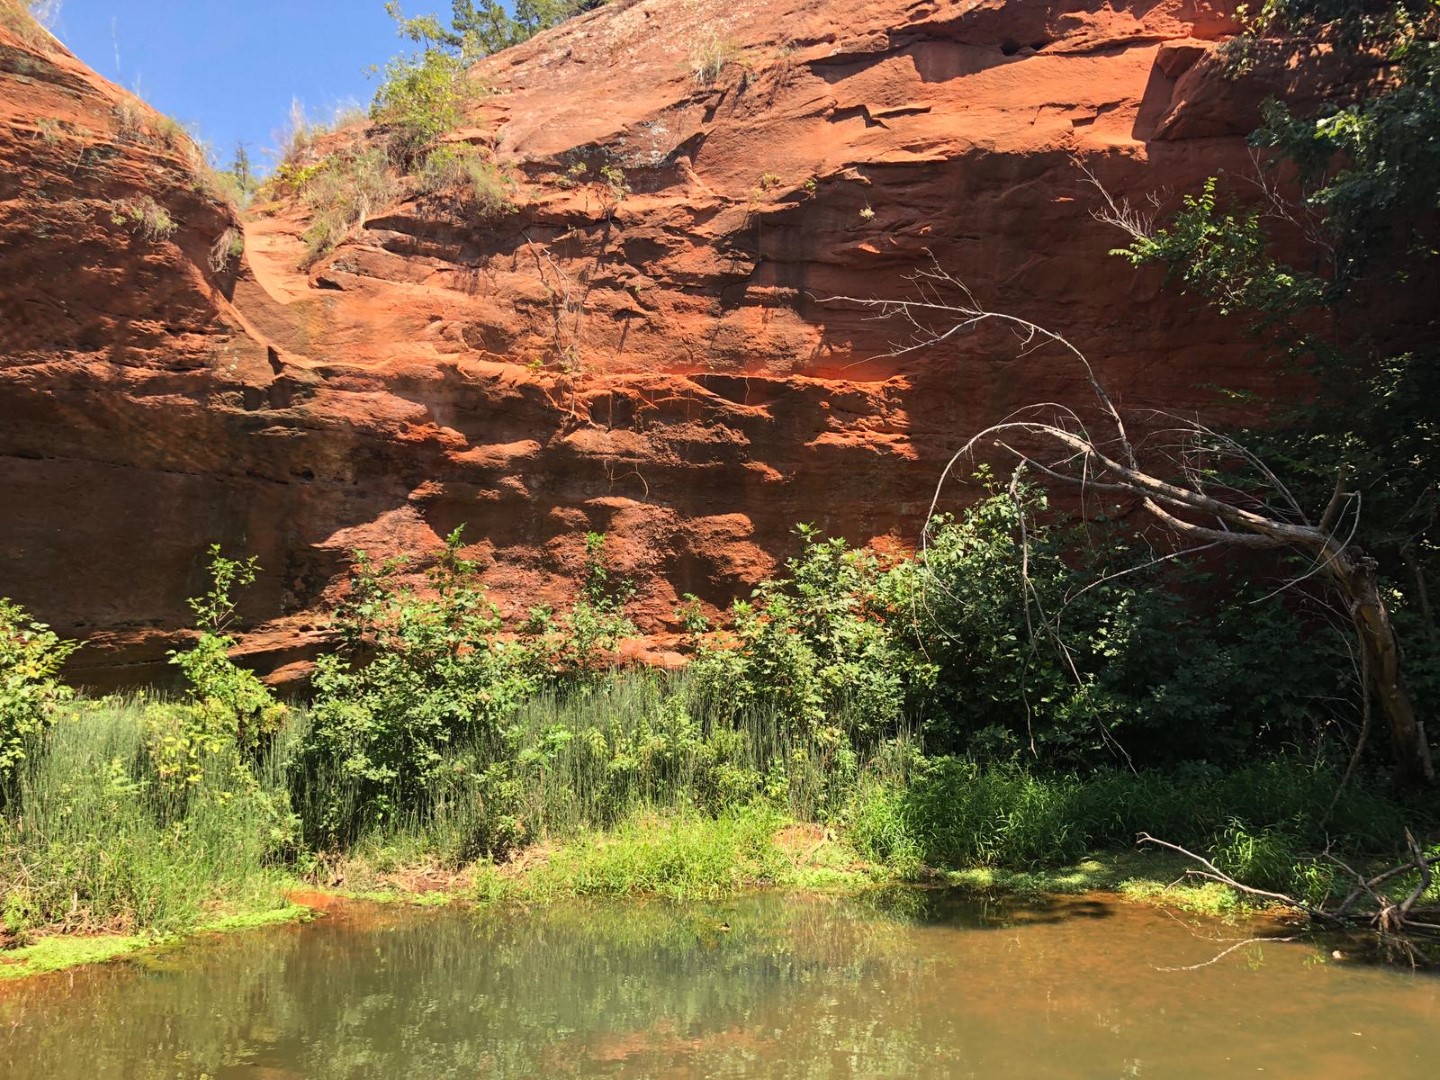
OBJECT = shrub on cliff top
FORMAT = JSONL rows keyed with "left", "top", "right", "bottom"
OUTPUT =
{"left": 386, "top": 1, "right": 604, "bottom": 65}
{"left": 371, "top": 47, "right": 479, "bottom": 167}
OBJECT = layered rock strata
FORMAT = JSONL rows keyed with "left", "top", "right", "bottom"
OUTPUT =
{"left": 0, "top": 0, "right": 1300, "bottom": 683}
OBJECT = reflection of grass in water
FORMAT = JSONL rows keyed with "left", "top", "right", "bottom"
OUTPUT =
{"left": 0, "top": 895, "right": 950, "bottom": 1080}
{"left": 8, "top": 892, "right": 1415, "bottom": 1080}
{"left": 939, "top": 851, "right": 1245, "bottom": 918}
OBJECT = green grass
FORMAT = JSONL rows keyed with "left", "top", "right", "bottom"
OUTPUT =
{"left": 525, "top": 805, "right": 793, "bottom": 899}
{"left": 0, "top": 697, "right": 294, "bottom": 938}
{"left": 0, "top": 903, "right": 313, "bottom": 982}
{"left": 843, "top": 755, "right": 1414, "bottom": 887}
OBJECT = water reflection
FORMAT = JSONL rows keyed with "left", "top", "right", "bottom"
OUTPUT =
{"left": 0, "top": 891, "right": 1435, "bottom": 1078}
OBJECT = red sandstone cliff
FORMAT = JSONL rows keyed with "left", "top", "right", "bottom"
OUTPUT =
{"left": 0, "top": 0, "right": 1306, "bottom": 684}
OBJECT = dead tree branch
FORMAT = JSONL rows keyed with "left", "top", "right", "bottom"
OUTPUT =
{"left": 820, "top": 258, "right": 1434, "bottom": 785}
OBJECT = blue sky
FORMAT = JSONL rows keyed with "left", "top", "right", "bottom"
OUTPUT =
{"left": 51, "top": 1, "right": 430, "bottom": 172}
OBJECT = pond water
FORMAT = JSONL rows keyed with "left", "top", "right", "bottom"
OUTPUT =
{"left": 0, "top": 891, "right": 1435, "bottom": 1078}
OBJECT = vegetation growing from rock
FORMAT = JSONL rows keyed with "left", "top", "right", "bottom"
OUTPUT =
{"left": 415, "top": 144, "right": 512, "bottom": 215}
{"left": 109, "top": 195, "right": 177, "bottom": 242}
{"left": 295, "top": 146, "right": 395, "bottom": 263}
{"left": 370, "top": 44, "right": 480, "bottom": 167}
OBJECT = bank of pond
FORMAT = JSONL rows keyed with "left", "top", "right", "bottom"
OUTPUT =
{"left": 3, "top": 524, "right": 1438, "bottom": 986}
{"left": 2, "top": 676, "right": 1437, "bottom": 972}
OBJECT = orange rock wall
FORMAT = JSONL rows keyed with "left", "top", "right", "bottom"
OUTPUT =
{"left": 0, "top": 0, "right": 1307, "bottom": 684}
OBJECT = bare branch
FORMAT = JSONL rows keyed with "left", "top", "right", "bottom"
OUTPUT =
{"left": 1075, "top": 158, "right": 1157, "bottom": 243}
{"left": 820, "top": 261, "right": 1435, "bottom": 786}
{"left": 1137, "top": 834, "right": 1318, "bottom": 911}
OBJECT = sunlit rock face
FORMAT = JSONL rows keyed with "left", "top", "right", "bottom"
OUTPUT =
{"left": 0, "top": 1, "right": 1301, "bottom": 684}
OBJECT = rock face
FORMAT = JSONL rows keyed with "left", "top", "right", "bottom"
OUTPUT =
{"left": 0, "top": 0, "right": 1296, "bottom": 684}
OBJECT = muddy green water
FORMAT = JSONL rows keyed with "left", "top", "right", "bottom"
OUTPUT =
{"left": 1, "top": 892, "right": 1435, "bottom": 1078}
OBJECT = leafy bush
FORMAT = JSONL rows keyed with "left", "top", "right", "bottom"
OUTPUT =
{"left": 529, "top": 803, "right": 789, "bottom": 900}
{"left": 845, "top": 756, "right": 1410, "bottom": 872}
{"left": 0, "top": 558, "right": 295, "bottom": 937}
{"left": 297, "top": 529, "right": 537, "bottom": 844}
{"left": 685, "top": 480, "right": 1345, "bottom": 773}
{"left": 371, "top": 47, "right": 478, "bottom": 166}
{"left": 891, "top": 478, "right": 1341, "bottom": 767}
{"left": 0, "top": 599, "right": 76, "bottom": 788}
{"left": 155, "top": 546, "right": 286, "bottom": 788}
{"left": 691, "top": 525, "right": 917, "bottom": 753}
{"left": 0, "top": 698, "right": 296, "bottom": 936}
{"left": 520, "top": 532, "right": 637, "bottom": 683}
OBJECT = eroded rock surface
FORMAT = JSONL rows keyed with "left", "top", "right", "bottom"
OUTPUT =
{"left": 1, "top": 0, "right": 1301, "bottom": 683}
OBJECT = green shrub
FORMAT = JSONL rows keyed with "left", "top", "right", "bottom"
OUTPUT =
{"left": 685, "top": 489, "right": 1343, "bottom": 773}
{"left": 296, "top": 529, "right": 537, "bottom": 845}
{"left": 0, "top": 698, "right": 295, "bottom": 936}
{"left": 690, "top": 524, "right": 919, "bottom": 750}
{"left": 845, "top": 756, "right": 1411, "bottom": 873}
{"left": 529, "top": 803, "right": 790, "bottom": 899}
{"left": 371, "top": 47, "right": 478, "bottom": 166}
{"left": 520, "top": 532, "right": 637, "bottom": 684}
{"left": 155, "top": 546, "right": 286, "bottom": 789}
{"left": 0, "top": 599, "right": 76, "bottom": 788}
{"left": 887, "top": 477, "right": 1343, "bottom": 767}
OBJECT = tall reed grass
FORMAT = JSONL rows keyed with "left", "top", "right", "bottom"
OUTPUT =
{"left": 1, "top": 673, "right": 1426, "bottom": 938}
{"left": 0, "top": 697, "right": 292, "bottom": 935}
